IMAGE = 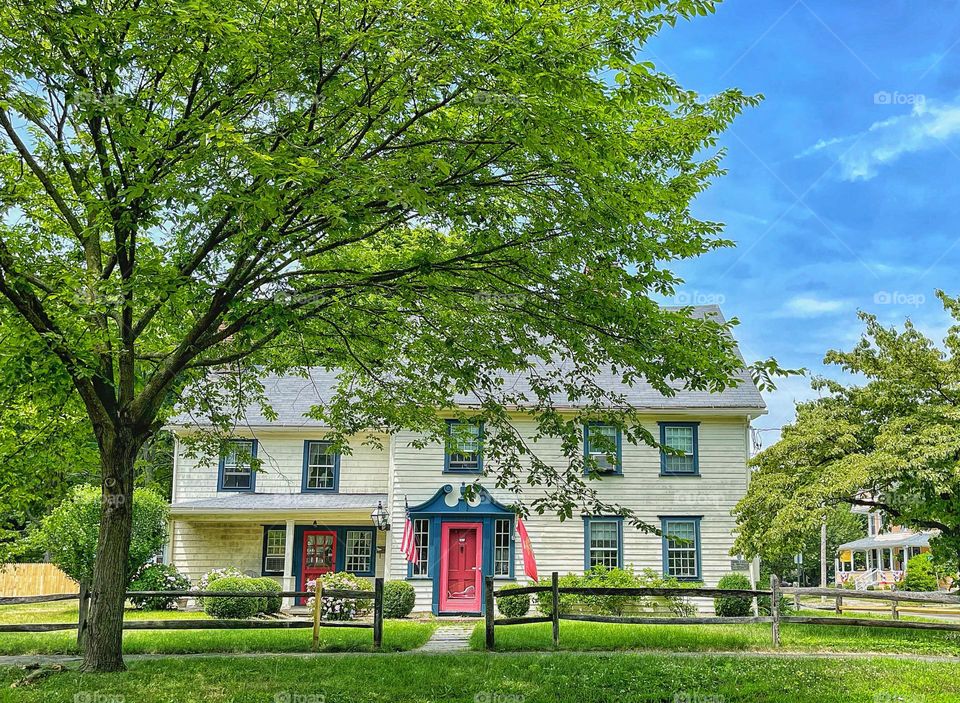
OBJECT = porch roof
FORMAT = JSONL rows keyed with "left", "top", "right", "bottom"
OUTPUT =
{"left": 170, "top": 492, "right": 387, "bottom": 515}
{"left": 838, "top": 531, "right": 932, "bottom": 551}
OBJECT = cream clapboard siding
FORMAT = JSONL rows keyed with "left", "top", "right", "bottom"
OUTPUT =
{"left": 170, "top": 516, "right": 388, "bottom": 584}
{"left": 172, "top": 430, "right": 389, "bottom": 502}
{"left": 384, "top": 415, "right": 750, "bottom": 612}
{"left": 171, "top": 416, "right": 751, "bottom": 612}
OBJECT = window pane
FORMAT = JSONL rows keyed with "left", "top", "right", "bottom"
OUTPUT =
{"left": 665, "top": 520, "right": 698, "bottom": 578}
{"left": 447, "top": 422, "right": 481, "bottom": 470}
{"left": 344, "top": 530, "right": 372, "bottom": 572}
{"left": 663, "top": 426, "right": 695, "bottom": 473}
{"left": 222, "top": 440, "right": 253, "bottom": 489}
{"left": 307, "top": 441, "right": 337, "bottom": 489}
{"left": 412, "top": 519, "right": 430, "bottom": 576}
{"left": 588, "top": 521, "right": 620, "bottom": 569}
{"left": 264, "top": 528, "right": 285, "bottom": 573}
{"left": 494, "top": 519, "right": 511, "bottom": 576}
{"left": 587, "top": 425, "right": 618, "bottom": 471}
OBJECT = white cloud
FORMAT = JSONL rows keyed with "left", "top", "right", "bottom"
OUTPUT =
{"left": 798, "top": 97, "right": 960, "bottom": 181}
{"left": 781, "top": 295, "right": 847, "bottom": 318}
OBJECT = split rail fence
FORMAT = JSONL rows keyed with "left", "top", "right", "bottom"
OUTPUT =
{"left": 484, "top": 573, "right": 960, "bottom": 649}
{"left": 0, "top": 578, "right": 385, "bottom": 651}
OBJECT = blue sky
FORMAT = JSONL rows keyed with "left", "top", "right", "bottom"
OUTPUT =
{"left": 646, "top": 0, "right": 960, "bottom": 444}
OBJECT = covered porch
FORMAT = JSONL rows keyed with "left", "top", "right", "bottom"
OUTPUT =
{"left": 167, "top": 492, "right": 388, "bottom": 609}
{"left": 835, "top": 532, "right": 930, "bottom": 590}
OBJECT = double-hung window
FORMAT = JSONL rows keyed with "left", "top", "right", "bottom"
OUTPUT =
{"left": 410, "top": 518, "right": 430, "bottom": 577}
{"left": 659, "top": 422, "right": 699, "bottom": 476}
{"left": 444, "top": 420, "right": 482, "bottom": 472}
{"left": 344, "top": 529, "right": 373, "bottom": 573}
{"left": 262, "top": 526, "right": 286, "bottom": 575}
{"left": 302, "top": 440, "right": 339, "bottom": 492}
{"left": 584, "top": 517, "right": 623, "bottom": 570}
{"left": 494, "top": 518, "right": 512, "bottom": 577}
{"left": 219, "top": 439, "right": 257, "bottom": 491}
{"left": 584, "top": 423, "right": 622, "bottom": 474}
{"left": 662, "top": 517, "right": 701, "bottom": 580}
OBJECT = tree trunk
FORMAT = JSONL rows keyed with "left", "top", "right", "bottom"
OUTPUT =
{"left": 81, "top": 430, "right": 140, "bottom": 673}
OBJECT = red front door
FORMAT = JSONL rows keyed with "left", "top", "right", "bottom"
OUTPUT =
{"left": 301, "top": 530, "right": 336, "bottom": 603}
{"left": 439, "top": 522, "right": 482, "bottom": 613}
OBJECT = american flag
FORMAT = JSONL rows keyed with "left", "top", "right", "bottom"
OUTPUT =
{"left": 400, "top": 501, "right": 416, "bottom": 563}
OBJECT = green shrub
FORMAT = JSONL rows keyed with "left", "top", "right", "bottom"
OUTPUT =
{"left": 535, "top": 568, "right": 698, "bottom": 617}
{"left": 714, "top": 573, "right": 753, "bottom": 617}
{"left": 636, "top": 569, "right": 699, "bottom": 617}
{"left": 311, "top": 572, "right": 374, "bottom": 621}
{"left": 128, "top": 563, "right": 190, "bottom": 610}
{"left": 580, "top": 566, "right": 639, "bottom": 616}
{"left": 251, "top": 577, "right": 283, "bottom": 614}
{"left": 535, "top": 573, "right": 583, "bottom": 616}
{"left": 196, "top": 567, "right": 244, "bottom": 607}
{"left": 497, "top": 583, "right": 530, "bottom": 618}
{"left": 383, "top": 581, "right": 416, "bottom": 618}
{"left": 203, "top": 577, "right": 261, "bottom": 619}
{"left": 902, "top": 553, "right": 939, "bottom": 592}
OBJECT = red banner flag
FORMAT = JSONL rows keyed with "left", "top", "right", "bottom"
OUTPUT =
{"left": 516, "top": 517, "right": 538, "bottom": 582}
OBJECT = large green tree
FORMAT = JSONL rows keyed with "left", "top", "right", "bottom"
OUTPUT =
{"left": 0, "top": 0, "right": 759, "bottom": 671}
{"left": 734, "top": 293, "right": 960, "bottom": 579}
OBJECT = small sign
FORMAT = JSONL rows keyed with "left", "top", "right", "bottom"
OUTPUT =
{"left": 730, "top": 558, "right": 750, "bottom": 571}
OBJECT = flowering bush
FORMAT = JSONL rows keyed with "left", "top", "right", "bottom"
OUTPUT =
{"left": 196, "top": 567, "right": 244, "bottom": 606}
{"left": 128, "top": 563, "right": 190, "bottom": 610}
{"left": 306, "top": 572, "right": 373, "bottom": 621}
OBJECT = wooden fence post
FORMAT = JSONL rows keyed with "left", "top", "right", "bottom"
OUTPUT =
{"left": 551, "top": 572, "right": 560, "bottom": 647}
{"left": 373, "top": 578, "right": 384, "bottom": 649}
{"left": 311, "top": 580, "right": 321, "bottom": 653}
{"left": 770, "top": 575, "right": 781, "bottom": 648}
{"left": 76, "top": 581, "right": 90, "bottom": 649}
{"left": 484, "top": 575, "right": 495, "bottom": 650}
{"left": 891, "top": 599, "right": 899, "bottom": 621}
{"left": 835, "top": 593, "right": 843, "bottom": 616}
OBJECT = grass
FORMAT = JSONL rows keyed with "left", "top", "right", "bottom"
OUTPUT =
{"left": 2, "top": 653, "right": 959, "bottom": 702}
{"left": 471, "top": 619, "right": 960, "bottom": 656}
{"left": 0, "top": 603, "right": 435, "bottom": 654}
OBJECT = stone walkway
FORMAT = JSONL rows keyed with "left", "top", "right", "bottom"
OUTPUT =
{"left": 414, "top": 624, "right": 476, "bottom": 653}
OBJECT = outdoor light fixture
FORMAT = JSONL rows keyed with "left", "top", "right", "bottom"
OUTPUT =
{"left": 371, "top": 501, "right": 390, "bottom": 531}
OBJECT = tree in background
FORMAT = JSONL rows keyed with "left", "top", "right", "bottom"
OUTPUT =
{"left": 28, "top": 486, "right": 167, "bottom": 585}
{"left": 734, "top": 293, "right": 960, "bottom": 581}
{"left": 0, "top": 0, "right": 770, "bottom": 670}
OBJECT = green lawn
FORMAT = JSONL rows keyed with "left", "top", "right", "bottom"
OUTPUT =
{"left": 472, "top": 619, "right": 960, "bottom": 656}
{"left": 0, "top": 601, "right": 209, "bottom": 625}
{"left": 0, "top": 602, "right": 435, "bottom": 654}
{"left": 2, "top": 653, "right": 958, "bottom": 702}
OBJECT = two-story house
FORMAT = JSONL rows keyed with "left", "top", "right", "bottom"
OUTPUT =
{"left": 165, "top": 305, "right": 766, "bottom": 614}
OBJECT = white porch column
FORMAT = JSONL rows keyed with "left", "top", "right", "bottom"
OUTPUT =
{"left": 282, "top": 519, "right": 296, "bottom": 610}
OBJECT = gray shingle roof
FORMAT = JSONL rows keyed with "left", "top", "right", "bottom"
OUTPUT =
{"left": 169, "top": 305, "right": 764, "bottom": 428}
{"left": 838, "top": 531, "right": 934, "bottom": 551}
{"left": 170, "top": 492, "right": 387, "bottom": 514}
